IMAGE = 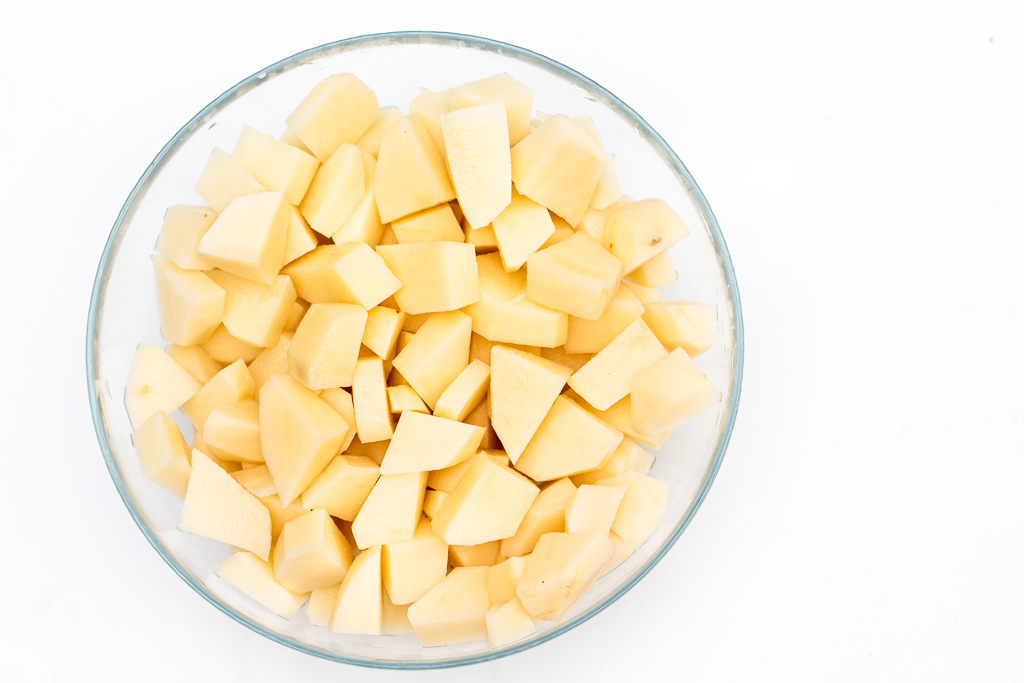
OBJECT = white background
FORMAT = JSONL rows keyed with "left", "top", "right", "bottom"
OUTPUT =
{"left": 2, "top": 1, "right": 1022, "bottom": 680}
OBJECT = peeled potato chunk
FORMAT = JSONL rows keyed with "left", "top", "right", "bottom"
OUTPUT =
{"left": 231, "top": 125, "right": 319, "bottom": 206}
{"left": 441, "top": 102, "right": 512, "bottom": 230}
{"left": 567, "top": 318, "right": 667, "bottom": 411}
{"left": 286, "top": 73, "right": 380, "bottom": 163}
{"left": 203, "top": 398, "right": 263, "bottom": 463}
{"left": 214, "top": 551, "right": 309, "bottom": 619}
{"left": 564, "top": 285, "right": 644, "bottom": 355}
{"left": 516, "top": 532, "right": 613, "bottom": 622}
{"left": 198, "top": 324, "right": 263, "bottom": 364}
{"left": 380, "top": 411, "right": 483, "bottom": 474}
{"left": 307, "top": 583, "right": 340, "bottom": 626}
{"left": 301, "top": 455, "right": 380, "bottom": 521}
{"left": 282, "top": 243, "right": 401, "bottom": 308}
{"left": 526, "top": 232, "right": 622, "bottom": 321}
{"left": 485, "top": 597, "right": 536, "bottom": 648}
{"left": 155, "top": 205, "right": 217, "bottom": 270}
{"left": 205, "top": 270, "right": 295, "bottom": 348}
{"left": 604, "top": 198, "right": 689, "bottom": 274}
{"left": 391, "top": 203, "right": 465, "bottom": 244}
{"left": 641, "top": 301, "right": 718, "bottom": 358}
{"left": 595, "top": 471, "right": 669, "bottom": 546}
{"left": 152, "top": 255, "right": 224, "bottom": 346}
{"left": 376, "top": 242, "right": 480, "bottom": 315}
{"left": 273, "top": 508, "right": 353, "bottom": 594}
{"left": 570, "top": 438, "right": 654, "bottom": 486}
{"left": 130, "top": 410, "right": 192, "bottom": 498}
{"left": 487, "top": 556, "right": 529, "bottom": 604}
{"left": 451, "top": 73, "right": 535, "bottom": 146}
{"left": 630, "top": 347, "right": 721, "bottom": 434}
{"left": 432, "top": 359, "right": 490, "bottom": 422}
{"left": 351, "top": 472, "right": 428, "bottom": 549}
{"left": 624, "top": 249, "right": 677, "bottom": 287}
{"left": 165, "top": 344, "right": 222, "bottom": 385}
{"left": 390, "top": 311, "right": 472, "bottom": 410}
{"left": 564, "top": 484, "right": 627, "bottom": 535}
{"left": 329, "top": 544, "right": 383, "bottom": 635}
{"left": 352, "top": 356, "right": 394, "bottom": 443}
{"left": 407, "top": 566, "right": 491, "bottom": 647}
{"left": 382, "top": 517, "right": 449, "bottom": 605}
{"left": 514, "top": 395, "right": 623, "bottom": 482}
{"left": 500, "top": 478, "right": 576, "bottom": 558}
{"left": 288, "top": 303, "right": 368, "bottom": 390}
{"left": 491, "top": 190, "right": 555, "bottom": 272}
{"left": 197, "top": 191, "right": 290, "bottom": 285}
{"left": 194, "top": 148, "right": 266, "bottom": 213}
{"left": 356, "top": 106, "right": 403, "bottom": 158}
{"left": 374, "top": 115, "right": 456, "bottom": 224}
{"left": 124, "top": 343, "right": 201, "bottom": 429}
{"left": 181, "top": 359, "right": 253, "bottom": 431}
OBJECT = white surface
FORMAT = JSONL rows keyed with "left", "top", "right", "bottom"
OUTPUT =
{"left": 2, "top": 1, "right": 1022, "bottom": 680}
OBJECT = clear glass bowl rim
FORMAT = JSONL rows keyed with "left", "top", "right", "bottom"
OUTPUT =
{"left": 85, "top": 30, "right": 744, "bottom": 670}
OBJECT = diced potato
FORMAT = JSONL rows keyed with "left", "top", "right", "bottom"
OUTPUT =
{"left": 231, "top": 125, "right": 319, "bottom": 206}
{"left": 333, "top": 182, "right": 386, "bottom": 246}
{"left": 130, "top": 410, "right": 192, "bottom": 498}
{"left": 449, "top": 541, "right": 501, "bottom": 567}
{"left": 351, "top": 472, "right": 428, "bottom": 549}
{"left": 526, "top": 232, "right": 622, "bottom": 321}
{"left": 431, "top": 452, "right": 539, "bottom": 545}
{"left": 288, "top": 303, "right": 368, "bottom": 389}
{"left": 630, "top": 347, "right": 720, "bottom": 434}
{"left": 500, "top": 478, "right": 576, "bottom": 557}
{"left": 282, "top": 243, "right": 401, "bottom": 309}
{"left": 487, "top": 556, "right": 529, "bottom": 604}
{"left": 328, "top": 544, "right": 383, "bottom": 635}
{"left": 214, "top": 551, "right": 308, "bottom": 619}
{"left": 197, "top": 191, "right": 290, "bottom": 285}
{"left": 178, "top": 450, "right": 271, "bottom": 559}
{"left": 376, "top": 243, "right": 479, "bottom": 314}
{"left": 564, "top": 285, "right": 644, "bottom": 355}
{"left": 259, "top": 374, "right": 349, "bottom": 506}
{"left": 205, "top": 270, "right": 295, "bottom": 348}
{"left": 598, "top": 532, "right": 636, "bottom": 578}
{"left": 567, "top": 318, "right": 667, "bottom": 411}
{"left": 485, "top": 597, "right": 536, "bottom": 648}
{"left": 624, "top": 249, "right": 677, "bottom": 287}
{"left": 391, "top": 203, "right": 465, "bottom": 244}
{"left": 356, "top": 106, "right": 403, "bottom": 158}
{"left": 426, "top": 455, "right": 478, "bottom": 494}
{"left": 408, "top": 88, "right": 453, "bottom": 163}
{"left": 464, "top": 253, "right": 568, "bottom": 348}
{"left": 538, "top": 346, "right": 591, "bottom": 373}
{"left": 516, "top": 532, "right": 613, "bottom": 621}
{"left": 595, "top": 471, "right": 669, "bottom": 546}
{"left": 362, "top": 306, "right": 407, "bottom": 360}
{"left": 387, "top": 385, "right": 429, "bottom": 414}
{"left": 463, "top": 399, "right": 501, "bottom": 450}
{"left": 620, "top": 280, "right": 663, "bottom": 305}
{"left": 319, "top": 387, "right": 357, "bottom": 452}
{"left": 604, "top": 199, "right": 689, "bottom": 274}
{"left": 489, "top": 346, "right": 571, "bottom": 463}
{"left": 441, "top": 102, "right": 512, "bottom": 229}
{"left": 152, "top": 255, "right": 224, "bottom": 346}
{"left": 465, "top": 222, "right": 499, "bottom": 253}
{"left": 307, "top": 583, "right": 340, "bottom": 626}
{"left": 451, "top": 73, "right": 535, "bottom": 145}
{"left": 299, "top": 143, "right": 364, "bottom": 237}
{"left": 572, "top": 114, "right": 603, "bottom": 151}
{"left": 402, "top": 313, "right": 432, "bottom": 333}
{"left": 344, "top": 436, "right": 389, "bottom": 465}
{"left": 383, "top": 592, "right": 415, "bottom": 634}
{"left": 166, "top": 344, "right": 222, "bottom": 385}
{"left": 279, "top": 126, "right": 314, "bottom": 155}
{"left": 564, "top": 484, "right": 627, "bottom": 535}
{"left": 273, "top": 508, "right": 352, "bottom": 593}
{"left": 433, "top": 359, "right": 489, "bottom": 421}
{"left": 589, "top": 153, "right": 622, "bottom": 210}
{"left": 641, "top": 301, "right": 717, "bottom": 358}
{"left": 390, "top": 311, "right": 472, "bottom": 410}
{"left": 301, "top": 455, "right": 380, "bottom": 521}
{"left": 352, "top": 356, "right": 393, "bottom": 443}
{"left": 570, "top": 439, "right": 654, "bottom": 486}
{"left": 181, "top": 359, "right": 253, "bottom": 430}
{"left": 514, "top": 395, "right": 622, "bottom": 482}
{"left": 260, "top": 493, "right": 307, "bottom": 543}
{"left": 124, "top": 343, "right": 201, "bottom": 428}
{"left": 382, "top": 517, "right": 448, "bottom": 605}
{"left": 511, "top": 114, "right": 604, "bottom": 226}
{"left": 194, "top": 148, "right": 266, "bottom": 213}
{"left": 422, "top": 490, "right": 448, "bottom": 520}
{"left": 576, "top": 205, "right": 610, "bottom": 244}
{"left": 286, "top": 73, "right": 380, "bottom": 162}
{"left": 379, "top": 411, "right": 483, "bottom": 474}
{"left": 191, "top": 430, "right": 241, "bottom": 473}
{"left": 567, "top": 391, "right": 669, "bottom": 450}
{"left": 541, "top": 214, "right": 574, "bottom": 248}
{"left": 374, "top": 115, "right": 456, "bottom": 224}
{"left": 155, "top": 205, "right": 217, "bottom": 270}
{"left": 198, "top": 324, "right": 263, "bottom": 364}
{"left": 491, "top": 191, "right": 555, "bottom": 271}
{"left": 231, "top": 464, "right": 277, "bottom": 498}
{"left": 203, "top": 398, "right": 263, "bottom": 463}
{"left": 247, "top": 332, "right": 292, "bottom": 396}
{"left": 407, "top": 566, "right": 490, "bottom": 646}
{"left": 469, "top": 333, "right": 539, "bottom": 365}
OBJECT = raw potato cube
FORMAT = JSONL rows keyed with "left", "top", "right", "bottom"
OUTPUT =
{"left": 199, "top": 324, "right": 262, "bottom": 364}
{"left": 197, "top": 191, "right": 290, "bottom": 285}
{"left": 441, "top": 102, "right": 512, "bottom": 229}
{"left": 352, "top": 356, "right": 394, "bottom": 443}
{"left": 541, "top": 214, "right": 575, "bottom": 249}
{"left": 538, "top": 346, "right": 591, "bottom": 373}
{"left": 379, "top": 411, "right": 483, "bottom": 474}
{"left": 511, "top": 114, "right": 604, "bottom": 226}
{"left": 489, "top": 345, "right": 572, "bottom": 463}
{"left": 485, "top": 597, "right": 536, "bottom": 648}
{"left": 165, "top": 344, "right": 222, "bottom": 385}
{"left": 333, "top": 183, "right": 386, "bottom": 246}
{"left": 433, "top": 359, "right": 489, "bottom": 421}
{"left": 526, "top": 232, "right": 623, "bottom": 321}
{"left": 487, "top": 556, "right": 529, "bottom": 604}
{"left": 382, "top": 517, "right": 448, "bottom": 605}
{"left": 344, "top": 437, "right": 389, "bottom": 465}
{"left": 596, "top": 471, "right": 669, "bottom": 546}
{"left": 191, "top": 430, "right": 240, "bottom": 473}
{"left": 599, "top": 532, "right": 636, "bottom": 578}
{"left": 286, "top": 73, "right": 380, "bottom": 162}
{"left": 491, "top": 191, "right": 555, "bottom": 272}
{"left": 247, "top": 332, "right": 292, "bottom": 396}
{"left": 464, "top": 398, "right": 501, "bottom": 450}
{"left": 178, "top": 450, "right": 271, "bottom": 560}
{"left": 319, "top": 387, "right": 357, "bottom": 452}
{"left": 568, "top": 391, "right": 669, "bottom": 450}
{"left": 130, "top": 410, "right": 191, "bottom": 498}
{"left": 376, "top": 243, "right": 480, "bottom": 314}
{"left": 299, "top": 143, "right": 364, "bottom": 237}
{"left": 155, "top": 205, "right": 217, "bottom": 270}
{"left": 361, "top": 306, "right": 407, "bottom": 360}
{"left": 464, "top": 253, "right": 568, "bottom": 348}
{"left": 470, "top": 333, "right": 540, "bottom": 365}
{"left": 231, "top": 125, "right": 319, "bottom": 206}
{"left": 356, "top": 106, "right": 403, "bottom": 157}
{"left": 620, "top": 280, "right": 664, "bottom": 305}
{"left": 590, "top": 153, "right": 622, "bottom": 210}
{"left": 391, "top": 311, "right": 472, "bottom": 409}
{"left": 124, "top": 343, "right": 201, "bottom": 428}
{"left": 402, "top": 314, "right": 431, "bottom": 333}
{"left": 564, "top": 285, "right": 644, "bottom": 355}
{"left": 514, "top": 395, "right": 623, "bottom": 482}
{"left": 451, "top": 73, "right": 535, "bottom": 145}
{"left": 630, "top": 347, "right": 720, "bottom": 434}
{"left": 500, "top": 478, "right": 576, "bottom": 557}
{"left": 374, "top": 115, "right": 456, "bottom": 224}
{"left": 387, "top": 385, "right": 429, "bottom": 414}
{"left": 288, "top": 303, "right": 368, "bottom": 389}
{"left": 624, "top": 249, "right": 677, "bottom": 287}
{"left": 261, "top": 493, "right": 308, "bottom": 543}
{"left": 274, "top": 508, "right": 353, "bottom": 593}
{"left": 391, "top": 203, "right": 465, "bottom": 244}
{"left": 214, "top": 551, "right": 308, "bottom": 619}
{"left": 516, "top": 532, "right": 613, "bottom": 621}
{"left": 194, "top": 148, "right": 266, "bottom": 213}
{"left": 465, "top": 222, "right": 499, "bottom": 253}
{"left": 426, "top": 456, "right": 477, "bottom": 494}
{"left": 383, "top": 592, "right": 415, "bottom": 635}
{"left": 408, "top": 566, "right": 491, "bottom": 647}
{"left": 431, "top": 452, "right": 540, "bottom": 546}
{"left": 408, "top": 88, "right": 454, "bottom": 163}
{"left": 641, "top": 301, "right": 718, "bottom": 358}
{"left": 280, "top": 126, "right": 314, "bottom": 155}
{"left": 181, "top": 359, "right": 253, "bottom": 430}
{"left": 422, "top": 490, "right": 448, "bottom": 520}
{"left": 576, "top": 205, "right": 611, "bottom": 244}
{"left": 259, "top": 374, "right": 349, "bottom": 506}
{"left": 203, "top": 398, "right": 263, "bottom": 463}
{"left": 570, "top": 438, "right": 654, "bottom": 486}
{"left": 604, "top": 199, "right": 689, "bottom": 274}
{"left": 572, "top": 114, "right": 604, "bottom": 151}
{"left": 152, "top": 255, "right": 225, "bottom": 346}
{"left": 301, "top": 455, "right": 380, "bottom": 521}
{"left": 231, "top": 465, "right": 277, "bottom": 498}
{"left": 564, "top": 484, "right": 627, "bottom": 535}
{"left": 449, "top": 541, "right": 500, "bottom": 567}
{"left": 307, "top": 583, "right": 340, "bottom": 626}
{"left": 567, "top": 318, "right": 667, "bottom": 411}
{"left": 282, "top": 244, "right": 401, "bottom": 308}
{"left": 329, "top": 544, "right": 383, "bottom": 635}
{"left": 205, "top": 270, "right": 295, "bottom": 348}
{"left": 351, "top": 472, "right": 428, "bottom": 549}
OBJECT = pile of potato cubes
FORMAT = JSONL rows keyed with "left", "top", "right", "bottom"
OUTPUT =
{"left": 124, "top": 71, "right": 721, "bottom": 648}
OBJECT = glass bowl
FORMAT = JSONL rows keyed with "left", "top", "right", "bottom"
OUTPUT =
{"left": 86, "top": 31, "right": 743, "bottom": 669}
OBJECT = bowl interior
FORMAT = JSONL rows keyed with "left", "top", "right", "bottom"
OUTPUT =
{"left": 87, "top": 32, "right": 742, "bottom": 668}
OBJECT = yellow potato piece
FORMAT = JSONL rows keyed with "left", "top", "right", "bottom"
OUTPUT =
{"left": 376, "top": 242, "right": 480, "bottom": 315}
{"left": 273, "top": 508, "right": 353, "bottom": 593}
{"left": 408, "top": 88, "right": 454, "bottom": 163}
{"left": 231, "top": 125, "right": 319, "bottom": 206}
{"left": 449, "top": 541, "right": 501, "bottom": 567}
{"left": 130, "top": 410, "right": 192, "bottom": 498}
{"left": 299, "top": 143, "right": 364, "bottom": 238}
{"left": 374, "top": 115, "right": 456, "bottom": 224}
{"left": 197, "top": 191, "right": 290, "bottom": 285}
{"left": 383, "top": 591, "right": 415, "bottom": 635}
{"left": 307, "top": 583, "right": 340, "bottom": 626}
{"left": 181, "top": 359, "right": 253, "bottom": 431}
{"left": 598, "top": 532, "right": 636, "bottom": 578}
{"left": 155, "top": 205, "right": 217, "bottom": 270}
{"left": 165, "top": 343, "right": 222, "bottom": 385}
{"left": 286, "top": 73, "right": 380, "bottom": 163}
{"left": 230, "top": 464, "right": 277, "bottom": 498}
{"left": 205, "top": 270, "right": 295, "bottom": 348}
{"left": 203, "top": 398, "right": 263, "bottom": 463}
{"left": 485, "top": 596, "right": 536, "bottom": 648}
{"left": 595, "top": 471, "right": 669, "bottom": 546}
{"left": 620, "top": 280, "right": 664, "bottom": 305}
{"left": 641, "top": 301, "right": 718, "bottom": 358}
{"left": 282, "top": 243, "right": 401, "bottom": 309}
{"left": 513, "top": 395, "right": 622, "bottom": 482}
{"left": 288, "top": 303, "right": 368, "bottom": 390}
{"left": 351, "top": 472, "right": 428, "bottom": 549}
{"left": 564, "top": 285, "right": 644, "bottom": 355}
{"left": 390, "top": 310, "right": 472, "bottom": 410}
{"left": 491, "top": 191, "right": 554, "bottom": 272}
{"left": 570, "top": 438, "right": 654, "bottom": 487}
{"left": 356, "top": 106, "right": 403, "bottom": 158}
{"left": 124, "top": 343, "right": 201, "bottom": 429}
{"left": 500, "top": 478, "right": 576, "bottom": 558}
{"left": 328, "top": 544, "right": 383, "bottom": 635}
{"left": 630, "top": 347, "right": 720, "bottom": 434}
{"left": 433, "top": 359, "right": 490, "bottom": 421}
{"left": 386, "top": 385, "right": 429, "bottom": 415}
{"left": 383, "top": 517, "right": 448, "bottom": 605}
{"left": 352, "top": 356, "right": 394, "bottom": 443}
{"left": 516, "top": 532, "right": 613, "bottom": 621}
{"left": 566, "top": 390, "right": 670, "bottom": 450}
{"left": 526, "top": 232, "right": 623, "bottom": 321}
{"left": 564, "top": 484, "right": 627, "bottom": 535}
{"left": 407, "top": 566, "right": 490, "bottom": 646}
{"left": 361, "top": 306, "right": 407, "bottom": 360}
{"left": 194, "top": 147, "right": 266, "bottom": 213}
{"left": 604, "top": 199, "right": 689, "bottom": 274}
{"left": 422, "top": 490, "right": 448, "bottom": 520}
{"left": 214, "top": 551, "right": 308, "bottom": 619}
{"left": 152, "top": 255, "right": 224, "bottom": 346}
{"left": 567, "top": 318, "right": 667, "bottom": 411}
{"left": 391, "top": 203, "right": 465, "bottom": 244}
{"left": 441, "top": 102, "right": 512, "bottom": 229}
{"left": 247, "top": 332, "right": 292, "bottom": 396}
{"left": 301, "top": 454, "right": 380, "bottom": 521}
{"left": 451, "top": 73, "right": 534, "bottom": 146}
{"left": 487, "top": 556, "right": 529, "bottom": 605}
{"left": 319, "top": 387, "right": 358, "bottom": 452}
{"left": 379, "top": 411, "right": 483, "bottom": 474}
{"left": 198, "top": 324, "right": 262, "bottom": 364}
{"left": 624, "top": 249, "right": 677, "bottom": 287}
